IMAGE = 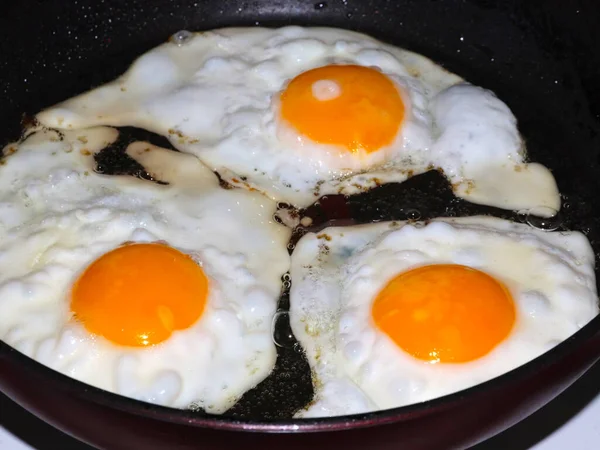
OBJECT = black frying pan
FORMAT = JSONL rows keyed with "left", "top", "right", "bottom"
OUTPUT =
{"left": 1, "top": 1, "right": 599, "bottom": 449}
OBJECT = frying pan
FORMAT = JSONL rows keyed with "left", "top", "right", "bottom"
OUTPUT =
{"left": 1, "top": 0, "right": 599, "bottom": 449}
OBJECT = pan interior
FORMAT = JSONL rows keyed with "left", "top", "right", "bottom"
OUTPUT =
{"left": 0, "top": 0, "right": 599, "bottom": 420}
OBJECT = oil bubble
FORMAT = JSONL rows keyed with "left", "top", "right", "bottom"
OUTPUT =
{"left": 406, "top": 209, "right": 421, "bottom": 220}
{"left": 444, "top": 208, "right": 457, "bottom": 217}
{"left": 293, "top": 342, "right": 304, "bottom": 353}
{"left": 170, "top": 30, "right": 193, "bottom": 46}
{"left": 271, "top": 311, "right": 296, "bottom": 348}
{"left": 526, "top": 206, "right": 562, "bottom": 231}
{"left": 516, "top": 209, "right": 528, "bottom": 222}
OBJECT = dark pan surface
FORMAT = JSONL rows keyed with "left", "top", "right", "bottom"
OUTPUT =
{"left": 1, "top": 0, "right": 600, "bottom": 422}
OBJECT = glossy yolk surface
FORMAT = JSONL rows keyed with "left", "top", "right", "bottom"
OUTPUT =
{"left": 372, "top": 264, "right": 515, "bottom": 363}
{"left": 279, "top": 65, "right": 405, "bottom": 153}
{"left": 71, "top": 243, "right": 208, "bottom": 347}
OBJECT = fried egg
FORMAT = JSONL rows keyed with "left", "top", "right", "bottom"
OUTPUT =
{"left": 0, "top": 128, "right": 290, "bottom": 412}
{"left": 36, "top": 26, "right": 559, "bottom": 212}
{"left": 289, "top": 217, "right": 598, "bottom": 417}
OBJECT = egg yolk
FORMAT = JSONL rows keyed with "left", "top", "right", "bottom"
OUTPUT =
{"left": 71, "top": 243, "right": 208, "bottom": 347}
{"left": 279, "top": 65, "right": 405, "bottom": 153}
{"left": 372, "top": 264, "right": 515, "bottom": 363}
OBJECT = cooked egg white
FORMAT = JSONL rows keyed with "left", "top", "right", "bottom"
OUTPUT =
{"left": 289, "top": 217, "right": 598, "bottom": 417}
{"left": 0, "top": 128, "right": 290, "bottom": 413}
{"left": 36, "top": 26, "right": 559, "bottom": 212}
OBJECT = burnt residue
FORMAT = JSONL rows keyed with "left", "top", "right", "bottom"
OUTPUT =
{"left": 224, "top": 280, "right": 314, "bottom": 420}
{"left": 213, "top": 171, "right": 235, "bottom": 190}
{"left": 345, "top": 171, "right": 522, "bottom": 224}
{"left": 226, "top": 344, "right": 313, "bottom": 420}
{"left": 295, "top": 171, "right": 507, "bottom": 236}
{"left": 94, "top": 127, "right": 172, "bottom": 185}
{"left": 296, "top": 169, "right": 600, "bottom": 259}
{"left": 20, "top": 114, "right": 39, "bottom": 137}
{"left": 118, "top": 127, "right": 179, "bottom": 151}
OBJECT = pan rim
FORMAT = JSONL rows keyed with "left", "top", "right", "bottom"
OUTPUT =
{"left": 1, "top": 312, "right": 599, "bottom": 432}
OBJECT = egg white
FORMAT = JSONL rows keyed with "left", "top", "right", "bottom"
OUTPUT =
{"left": 0, "top": 128, "right": 290, "bottom": 413}
{"left": 289, "top": 217, "right": 598, "bottom": 418}
{"left": 35, "top": 26, "right": 559, "bottom": 212}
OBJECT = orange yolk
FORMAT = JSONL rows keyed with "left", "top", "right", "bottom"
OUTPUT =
{"left": 372, "top": 264, "right": 515, "bottom": 363}
{"left": 279, "top": 65, "right": 405, "bottom": 153}
{"left": 71, "top": 243, "right": 208, "bottom": 347}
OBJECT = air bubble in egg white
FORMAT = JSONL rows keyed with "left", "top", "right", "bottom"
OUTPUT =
{"left": 129, "top": 54, "right": 178, "bottom": 91}
{"left": 170, "top": 30, "right": 194, "bottom": 46}
{"left": 335, "top": 40, "right": 349, "bottom": 52}
{"left": 388, "top": 377, "right": 412, "bottom": 399}
{"left": 201, "top": 245, "right": 220, "bottom": 261}
{"left": 116, "top": 369, "right": 143, "bottom": 401}
{"left": 348, "top": 276, "right": 371, "bottom": 293}
{"left": 344, "top": 341, "right": 366, "bottom": 365}
{"left": 34, "top": 337, "right": 57, "bottom": 367}
{"left": 252, "top": 61, "right": 282, "bottom": 88}
{"left": 147, "top": 371, "right": 182, "bottom": 404}
{"left": 410, "top": 377, "right": 426, "bottom": 394}
{"left": 358, "top": 361, "right": 376, "bottom": 384}
{"left": 233, "top": 266, "right": 254, "bottom": 284}
{"left": 212, "top": 309, "right": 242, "bottom": 335}
{"left": 354, "top": 263, "right": 375, "bottom": 278}
{"left": 21, "top": 181, "right": 41, "bottom": 201}
{"left": 451, "top": 248, "right": 484, "bottom": 267}
{"left": 243, "top": 332, "right": 273, "bottom": 353}
{"left": 49, "top": 168, "right": 79, "bottom": 185}
{"left": 243, "top": 287, "right": 273, "bottom": 320}
{"left": 3, "top": 281, "right": 35, "bottom": 301}
{"left": 30, "top": 265, "right": 71, "bottom": 285}
{"left": 75, "top": 208, "right": 112, "bottom": 223}
{"left": 129, "top": 228, "right": 159, "bottom": 242}
{"left": 338, "top": 310, "right": 358, "bottom": 333}
{"left": 519, "top": 290, "right": 551, "bottom": 318}
{"left": 231, "top": 252, "right": 246, "bottom": 266}
{"left": 55, "top": 328, "right": 85, "bottom": 358}
{"left": 394, "top": 249, "right": 427, "bottom": 263}
{"left": 356, "top": 49, "right": 409, "bottom": 76}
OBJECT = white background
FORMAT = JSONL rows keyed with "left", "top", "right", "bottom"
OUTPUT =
{"left": 1, "top": 361, "right": 598, "bottom": 450}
